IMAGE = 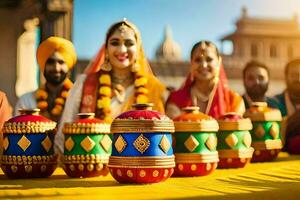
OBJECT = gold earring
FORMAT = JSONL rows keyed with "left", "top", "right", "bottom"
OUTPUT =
{"left": 101, "top": 58, "right": 112, "bottom": 71}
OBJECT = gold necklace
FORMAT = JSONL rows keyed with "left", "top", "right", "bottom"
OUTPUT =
{"left": 111, "top": 74, "right": 134, "bottom": 86}
{"left": 191, "top": 86, "right": 209, "bottom": 104}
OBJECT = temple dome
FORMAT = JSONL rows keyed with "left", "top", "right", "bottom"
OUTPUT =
{"left": 156, "top": 25, "right": 182, "bottom": 62}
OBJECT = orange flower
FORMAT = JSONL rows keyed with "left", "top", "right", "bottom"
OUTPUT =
{"left": 37, "top": 101, "right": 48, "bottom": 109}
{"left": 102, "top": 107, "right": 111, "bottom": 114}
{"left": 63, "top": 78, "right": 73, "bottom": 90}
{"left": 51, "top": 108, "right": 60, "bottom": 115}
{"left": 55, "top": 97, "right": 65, "bottom": 105}
{"left": 36, "top": 89, "right": 48, "bottom": 99}
{"left": 51, "top": 105, "right": 63, "bottom": 115}
{"left": 61, "top": 91, "right": 69, "bottom": 98}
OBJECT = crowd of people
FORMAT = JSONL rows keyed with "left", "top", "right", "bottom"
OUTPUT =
{"left": 1, "top": 19, "right": 300, "bottom": 155}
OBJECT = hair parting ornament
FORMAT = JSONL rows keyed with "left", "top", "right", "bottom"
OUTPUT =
{"left": 118, "top": 23, "right": 129, "bottom": 36}
{"left": 97, "top": 20, "right": 149, "bottom": 123}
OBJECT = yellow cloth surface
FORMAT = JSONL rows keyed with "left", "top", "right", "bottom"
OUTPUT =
{"left": 1, "top": 153, "right": 300, "bottom": 200}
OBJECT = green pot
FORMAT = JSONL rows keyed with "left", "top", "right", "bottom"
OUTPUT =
{"left": 62, "top": 113, "right": 111, "bottom": 177}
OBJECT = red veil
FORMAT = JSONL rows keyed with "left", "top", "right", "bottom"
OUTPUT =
{"left": 167, "top": 63, "right": 232, "bottom": 119}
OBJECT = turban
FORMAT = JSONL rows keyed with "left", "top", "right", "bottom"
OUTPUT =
{"left": 36, "top": 36, "right": 77, "bottom": 70}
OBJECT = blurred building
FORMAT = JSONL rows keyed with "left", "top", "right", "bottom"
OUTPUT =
{"left": 221, "top": 7, "right": 300, "bottom": 79}
{"left": 151, "top": 7, "right": 300, "bottom": 94}
{"left": 0, "top": 0, "right": 74, "bottom": 106}
{"left": 77, "top": 8, "right": 298, "bottom": 94}
{"left": 152, "top": 7, "right": 300, "bottom": 93}
{"left": 151, "top": 25, "right": 186, "bottom": 90}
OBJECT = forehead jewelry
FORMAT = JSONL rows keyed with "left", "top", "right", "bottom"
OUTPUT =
{"left": 199, "top": 41, "right": 217, "bottom": 55}
{"left": 200, "top": 41, "right": 207, "bottom": 50}
{"left": 119, "top": 23, "right": 129, "bottom": 37}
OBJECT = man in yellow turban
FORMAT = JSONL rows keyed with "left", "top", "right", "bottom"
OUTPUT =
{"left": 15, "top": 36, "right": 77, "bottom": 122}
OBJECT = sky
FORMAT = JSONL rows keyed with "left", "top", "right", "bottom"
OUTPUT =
{"left": 73, "top": 0, "right": 300, "bottom": 61}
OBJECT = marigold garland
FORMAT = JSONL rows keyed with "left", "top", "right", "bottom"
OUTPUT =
{"left": 99, "top": 74, "right": 111, "bottom": 85}
{"left": 97, "top": 70, "right": 112, "bottom": 123}
{"left": 134, "top": 71, "right": 148, "bottom": 104}
{"left": 61, "top": 91, "right": 69, "bottom": 98}
{"left": 96, "top": 68, "right": 149, "bottom": 123}
{"left": 36, "top": 78, "right": 73, "bottom": 117}
{"left": 136, "top": 87, "right": 148, "bottom": 94}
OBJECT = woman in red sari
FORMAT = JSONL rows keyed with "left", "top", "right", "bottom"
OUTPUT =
{"left": 166, "top": 40, "right": 245, "bottom": 119}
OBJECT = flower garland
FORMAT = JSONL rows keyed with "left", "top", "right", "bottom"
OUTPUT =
{"left": 36, "top": 78, "right": 73, "bottom": 117}
{"left": 134, "top": 71, "right": 148, "bottom": 103}
{"left": 97, "top": 69, "right": 148, "bottom": 123}
{"left": 97, "top": 71, "right": 112, "bottom": 122}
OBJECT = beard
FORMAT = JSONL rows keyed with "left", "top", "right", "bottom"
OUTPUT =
{"left": 44, "top": 71, "right": 68, "bottom": 85}
{"left": 246, "top": 83, "right": 268, "bottom": 99}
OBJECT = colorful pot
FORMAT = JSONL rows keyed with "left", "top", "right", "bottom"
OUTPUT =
{"left": 217, "top": 113, "right": 253, "bottom": 168}
{"left": 173, "top": 107, "right": 219, "bottom": 176}
{"left": 109, "top": 103, "right": 175, "bottom": 184}
{"left": 244, "top": 102, "right": 282, "bottom": 162}
{"left": 1, "top": 109, "right": 57, "bottom": 178}
{"left": 62, "top": 113, "right": 111, "bottom": 178}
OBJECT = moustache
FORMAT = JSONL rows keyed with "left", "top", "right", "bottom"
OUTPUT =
{"left": 246, "top": 83, "right": 268, "bottom": 95}
{"left": 44, "top": 71, "right": 68, "bottom": 85}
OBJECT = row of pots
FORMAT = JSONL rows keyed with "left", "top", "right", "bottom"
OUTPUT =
{"left": 1, "top": 102, "right": 282, "bottom": 184}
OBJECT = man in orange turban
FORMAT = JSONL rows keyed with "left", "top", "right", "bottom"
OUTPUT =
{"left": 15, "top": 36, "right": 77, "bottom": 122}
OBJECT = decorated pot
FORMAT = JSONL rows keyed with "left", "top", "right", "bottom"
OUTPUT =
{"left": 62, "top": 113, "right": 111, "bottom": 178}
{"left": 1, "top": 109, "right": 57, "bottom": 178}
{"left": 109, "top": 103, "right": 175, "bottom": 184}
{"left": 217, "top": 113, "right": 254, "bottom": 168}
{"left": 173, "top": 107, "right": 219, "bottom": 176}
{"left": 244, "top": 102, "right": 282, "bottom": 162}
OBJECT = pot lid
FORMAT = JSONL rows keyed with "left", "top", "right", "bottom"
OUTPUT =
{"left": 174, "top": 107, "right": 219, "bottom": 132}
{"left": 2, "top": 109, "right": 56, "bottom": 134}
{"left": 218, "top": 112, "right": 252, "bottom": 131}
{"left": 111, "top": 103, "right": 174, "bottom": 133}
{"left": 63, "top": 113, "right": 110, "bottom": 134}
{"left": 244, "top": 102, "right": 282, "bottom": 121}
